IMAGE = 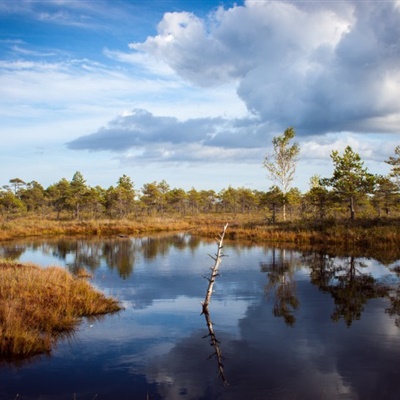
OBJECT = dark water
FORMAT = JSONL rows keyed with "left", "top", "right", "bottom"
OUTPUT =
{"left": 1, "top": 234, "right": 400, "bottom": 400}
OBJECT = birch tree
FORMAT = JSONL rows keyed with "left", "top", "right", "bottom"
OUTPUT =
{"left": 263, "top": 127, "right": 300, "bottom": 221}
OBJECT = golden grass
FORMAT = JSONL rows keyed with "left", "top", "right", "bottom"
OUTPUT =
{"left": 190, "top": 216, "right": 400, "bottom": 248}
{"left": 0, "top": 260, "right": 121, "bottom": 359}
{"left": 0, "top": 216, "right": 192, "bottom": 241}
{"left": 1, "top": 214, "right": 400, "bottom": 248}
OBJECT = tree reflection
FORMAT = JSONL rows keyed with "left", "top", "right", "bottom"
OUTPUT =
{"left": 3, "top": 234, "right": 198, "bottom": 280}
{"left": 306, "top": 252, "right": 389, "bottom": 326}
{"left": 69, "top": 240, "right": 103, "bottom": 274}
{"left": 188, "top": 235, "right": 201, "bottom": 253}
{"left": 306, "top": 251, "right": 336, "bottom": 288}
{"left": 141, "top": 234, "right": 191, "bottom": 260}
{"left": 46, "top": 239, "right": 103, "bottom": 274}
{"left": 328, "top": 257, "right": 387, "bottom": 326}
{"left": 261, "top": 248, "right": 300, "bottom": 326}
{"left": 103, "top": 239, "right": 136, "bottom": 279}
{"left": 0, "top": 244, "right": 25, "bottom": 260}
{"left": 386, "top": 265, "right": 400, "bottom": 327}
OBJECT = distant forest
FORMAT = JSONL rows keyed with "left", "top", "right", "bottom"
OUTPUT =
{"left": 2, "top": 137, "right": 400, "bottom": 222}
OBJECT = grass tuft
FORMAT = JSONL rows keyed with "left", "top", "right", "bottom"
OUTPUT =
{"left": 0, "top": 260, "right": 121, "bottom": 359}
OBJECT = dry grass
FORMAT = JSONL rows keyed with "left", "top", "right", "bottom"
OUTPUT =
{"left": 0, "top": 216, "right": 192, "bottom": 241}
{"left": 190, "top": 216, "right": 400, "bottom": 248}
{"left": 1, "top": 214, "right": 400, "bottom": 248}
{"left": 0, "top": 260, "right": 121, "bottom": 359}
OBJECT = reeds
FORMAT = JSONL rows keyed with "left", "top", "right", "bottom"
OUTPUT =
{"left": 0, "top": 260, "right": 121, "bottom": 359}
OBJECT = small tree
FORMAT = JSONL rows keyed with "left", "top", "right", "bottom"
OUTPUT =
{"left": 9, "top": 178, "right": 26, "bottom": 197}
{"left": 218, "top": 186, "right": 238, "bottom": 213}
{"left": 19, "top": 181, "right": 46, "bottom": 213}
{"left": 385, "top": 145, "right": 400, "bottom": 187}
{"left": 236, "top": 187, "right": 258, "bottom": 213}
{"left": 372, "top": 175, "right": 399, "bottom": 217}
{"left": 285, "top": 187, "right": 302, "bottom": 221}
{"left": 69, "top": 171, "right": 88, "bottom": 219}
{"left": 199, "top": 190, "right": 217, "bottom": 212}
{"left": 0, "top": 190, "right": 26, "bottom": 218}
{"left": 263, "top": 127, "right": 300, "bottom": 221}
{"left": 261, "top": 186, "right": 284, "bottom": 224}
{"left": 140, "top": 180, "right": 169, "bottom": 215}
{"left": 321, "top": 146, "right": 375, "bottom": 220}
{"left": 187, "top": 188, "right": 201, "bottom": 214}
{"left": 106, "top": 175, "right": 136, "bottom": 218}
{"left": 305, "top": 175, "right": 330, "bottom": 222}
{"left": 166, "top": 188, "right": 188, "bottom": 214}
{"left": 46, "top": 178, "right": 71, "bottom": 219}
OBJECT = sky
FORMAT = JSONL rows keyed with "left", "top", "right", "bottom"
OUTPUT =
{"left": 1, "top": 0, "right": 400, "bottom": 193}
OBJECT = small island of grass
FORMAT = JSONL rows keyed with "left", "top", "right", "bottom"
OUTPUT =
{"left": 0, "top": 260, "right": 121, "bottom": 360}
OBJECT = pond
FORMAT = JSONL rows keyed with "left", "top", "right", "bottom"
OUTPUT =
{"left": 1, "top": 233, "right": 400, "bottom": 399}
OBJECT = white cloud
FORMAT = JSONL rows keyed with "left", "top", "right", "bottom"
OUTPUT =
{"left": 103, "top": 47, "right": 176, "bottom": 78}
{"left": 3, "top": 0, "right": 400, "bottom": 191}
{"left": 128, "top": 0, "right": 400, "bottom": 136}
{"left": 67, "top": 109, "right": 264, "bottom": 162}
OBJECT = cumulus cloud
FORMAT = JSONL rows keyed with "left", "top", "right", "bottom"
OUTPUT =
{"left": 129, "top": 0, "right": 400, "bottom": 135}
{"left": 67, "top": 109, "right": 267, "bottom": 163}
{"left": 66, "top": 0, "right": 400, "bottom": 170}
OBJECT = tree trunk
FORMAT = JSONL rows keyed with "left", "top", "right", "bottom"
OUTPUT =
{"left": 272, "top": 203, "right": 276, "bottom": 224}
{"left": 349, "top": 196, "right": 355, "bottom": 220}
{"left": 282, "top": 200, "right": 286, "bottom": 222}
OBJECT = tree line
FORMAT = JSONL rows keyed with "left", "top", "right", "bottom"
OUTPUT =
{"left": 263, "top": 128, "right": 400, "bottom": 221}
{"left": 1, "top": 129, "right": 400, "bottom": 222}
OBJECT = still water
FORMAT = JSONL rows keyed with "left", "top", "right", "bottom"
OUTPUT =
{"left": 1, "top": 233, "right": 400, "bottom": 399}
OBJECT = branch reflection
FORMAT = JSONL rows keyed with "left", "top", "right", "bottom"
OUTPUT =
{"left": 202, "top": 308, "right": 228, "bottom": 386}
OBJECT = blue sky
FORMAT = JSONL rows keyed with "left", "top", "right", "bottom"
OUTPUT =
{"left": 1, "top": 0, "right": 399, "bottom": 193}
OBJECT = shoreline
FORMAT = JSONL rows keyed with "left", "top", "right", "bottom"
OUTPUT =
{"left": 1, "top": 215, "right": 400, "bottom": 247}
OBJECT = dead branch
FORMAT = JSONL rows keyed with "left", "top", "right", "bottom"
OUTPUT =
{"left": 201, "top": 223, "right": 229, "bottom": 386}
{"left": 201, "top": 223, "right": 228, "bottom": 314}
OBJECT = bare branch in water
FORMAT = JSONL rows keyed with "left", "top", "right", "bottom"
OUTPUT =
{"left": 201, "top": 223, "right": 229, "bottom": 386}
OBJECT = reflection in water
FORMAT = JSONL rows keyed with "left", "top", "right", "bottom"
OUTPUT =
{"left": 261, "top": 248, "right": 300, "bottom": 326}
{"left": 304, "top": 252, "right": 389, "bottom": 326}
{"left": 386, "top": 265, "right": 400, "bottom": 327}
{"left": 0, "top": 244, "right": 25, "bottom": 260}
{"left": 8, "top": 233, "right": 201, "bottom": 279}
{"left": 63, "top": 239, "right": 103, "bottom": 275}
{"left": 103, "top": 238, "right": 137, "bottom": 279}
{"left": 202, "top": 309, "right": 228, "bottom": 386}
{"left": 2, "top": 236, "right": 400, "bottom": 399}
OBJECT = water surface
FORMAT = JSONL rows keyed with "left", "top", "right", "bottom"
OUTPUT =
{"left": 1, "top": 234, "right": 400, "bottom": 399}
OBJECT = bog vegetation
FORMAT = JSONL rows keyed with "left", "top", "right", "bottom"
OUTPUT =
{"left": 1, "top": 130, "right": 400, "bottom": 244}
{"left": 0, "top": 260, "right": 121, "bottom": 359}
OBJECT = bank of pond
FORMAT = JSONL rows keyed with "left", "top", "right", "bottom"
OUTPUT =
{"left": 1, "top": 215, "right": 400, "bottom": 248}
